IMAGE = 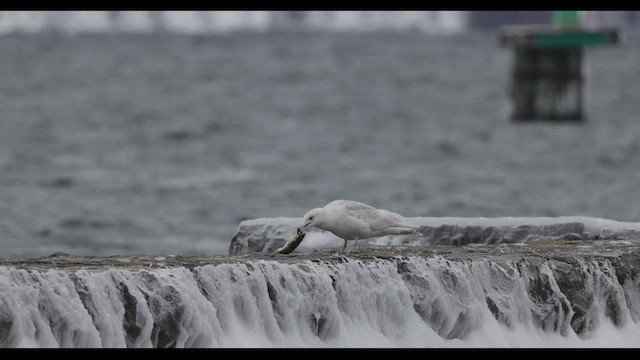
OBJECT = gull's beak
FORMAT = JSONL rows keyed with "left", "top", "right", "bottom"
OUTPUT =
{"left": 300, "top": 221, "right": 311, "bottom": 232}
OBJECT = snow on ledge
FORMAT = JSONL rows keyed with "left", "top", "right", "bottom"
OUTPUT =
{"left": 229, "top": 216, "right": 640, "bottom": 255}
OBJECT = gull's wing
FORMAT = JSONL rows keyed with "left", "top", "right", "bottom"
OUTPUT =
{"left": 347, "top": 208, "right": 405, "bottom": 231}
{"left": 326, "top": 200, "right": 417, "bottom": 232}
{"left": 325, "top": 199, "right": 377, "bottom": 212}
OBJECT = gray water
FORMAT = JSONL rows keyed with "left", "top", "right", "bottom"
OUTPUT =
{"left": 2, "top": 31, "right": 640, "bottom": 256}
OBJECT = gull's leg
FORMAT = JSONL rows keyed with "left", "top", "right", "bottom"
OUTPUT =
{"left": 341, "top": 238, "right": 348, "bottom": 254}
{"left": 354, "top": 239, "right": 362, "bottom": 251}
{"left": 348, "top": 239, "right": 361, "bottom": 254}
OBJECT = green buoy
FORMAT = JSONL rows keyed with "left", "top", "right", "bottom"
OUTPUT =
{"left": 499, "top": 11, "right": 619, "bottom": 121}
{"left": 553, "top": 11, "right": 581, "bottom": 27}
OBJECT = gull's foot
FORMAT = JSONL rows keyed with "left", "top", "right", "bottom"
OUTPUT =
{"left": 330, "top": 252, "right": 348, "bottom": 261}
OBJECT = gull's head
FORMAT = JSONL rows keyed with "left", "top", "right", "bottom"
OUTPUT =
{"left": 300, "top": 208, "right": 323, "bottom": 231}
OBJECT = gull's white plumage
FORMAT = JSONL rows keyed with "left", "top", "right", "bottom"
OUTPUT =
{"left": 298, "top": 199, "right": 421, "bottom": 253}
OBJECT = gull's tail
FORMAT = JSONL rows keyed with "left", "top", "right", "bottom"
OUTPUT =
{"left": 395, "top": 220, "right": 422, "bottom": 232}
{"left": 404, "top": 227, "right": 423, "bottom": 235}
{"left": 387, "top": 225, "right": 423, "bottom": 236}
{"left": 382, "top": 210, "right": 422, "bottom": 235}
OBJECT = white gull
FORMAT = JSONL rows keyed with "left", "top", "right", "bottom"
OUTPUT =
{"left": 298, "top": 199, "right": 422, "bottom": 253}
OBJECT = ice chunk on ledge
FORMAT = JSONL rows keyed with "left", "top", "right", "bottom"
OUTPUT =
{"left": 228, "top": 216, "right": 640, "bottom": 255}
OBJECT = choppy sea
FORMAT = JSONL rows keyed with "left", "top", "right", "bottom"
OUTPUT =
{"left": 1, "top": 30, "right": 640, "bottom": 256}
